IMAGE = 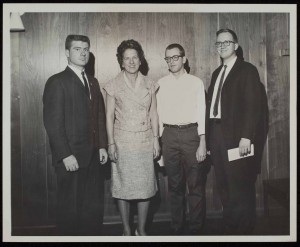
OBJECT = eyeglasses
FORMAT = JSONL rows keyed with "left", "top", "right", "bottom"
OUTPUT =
{"left": 164, "top": 55, "right": 183, "bottom": 63}
{"left": 215, "top": 40, "right": 235, "bottom": 48}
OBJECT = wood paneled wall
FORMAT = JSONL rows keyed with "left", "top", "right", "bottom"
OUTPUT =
{"left": 10, "top": 12, "right": 290, "bottom": 227}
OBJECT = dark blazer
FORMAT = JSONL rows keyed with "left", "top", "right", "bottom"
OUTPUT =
{"left": 43, "top": 66, "right": 107, "bottom": 168}
{"left": 206, "top": 58, "right": 266, "bottom": 173}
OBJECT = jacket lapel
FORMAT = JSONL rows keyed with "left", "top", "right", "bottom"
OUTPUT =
{"left": 222, "top": 58, "right": 242, "bottom": 89}
{"left": 66, "top": 66, "right": 91, "bottom": 100}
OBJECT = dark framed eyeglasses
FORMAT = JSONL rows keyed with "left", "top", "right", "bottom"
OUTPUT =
{"left": 164, "top": 55, "right": 183, "bottom": 63}
{"left": 215, "top": 40, "right": 235, "bottom": 48}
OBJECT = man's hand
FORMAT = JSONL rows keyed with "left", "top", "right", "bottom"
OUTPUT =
{"left": 63, "top": 155, "right": 79, "bottom": 172}
{"left": 99, "top": 148, "right": 108, "bottom": 164}
{"left": 239, "top": 138, "right": 251, "bottom": 156}
{"left": 196, "top": 134, "right": 207, "bottom": 162}
{"left": 196, "top": 144, "right": 207, "bottom": 162}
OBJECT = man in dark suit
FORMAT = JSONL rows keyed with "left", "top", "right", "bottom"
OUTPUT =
{"left": 43, "top": 34, "right": 108, "bottom": 235}
{"left": 207, "top": 29, "right": 267, "bottom": 234}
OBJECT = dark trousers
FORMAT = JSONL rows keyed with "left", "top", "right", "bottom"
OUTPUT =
{"left": 209, "top": 121, "right": 257, "bottom": 235}
{"left": 55, "top": 150, "right": 104, "bottom": 236}
{"left": 162, "top": 126, "right": 208, "bottom": 232}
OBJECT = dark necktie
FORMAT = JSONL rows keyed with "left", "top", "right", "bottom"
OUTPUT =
{"left": 213, "top": 65, "right": 227, "bottom": 117}
{"left": 81, "top": 71, "right": 90, "bottom": 98}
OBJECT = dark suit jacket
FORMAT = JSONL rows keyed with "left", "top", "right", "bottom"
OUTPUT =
{"left": 206, "top": 58, "right": 267, "bottom": 174}
{"left": 43, "top": 66, "right": 107, "bottom": 168}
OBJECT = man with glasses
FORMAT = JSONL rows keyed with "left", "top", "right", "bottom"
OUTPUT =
{"left": 207, "top": 29, "right": 262, "bottom": 234}
{"left": 156, "top": 43, "right": 208, "bottom": 235}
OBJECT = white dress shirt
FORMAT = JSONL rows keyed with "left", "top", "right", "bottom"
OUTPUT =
{"left": 156, "top": 70, "right": 206, "bottom": 136}
{"left": 209, "top": 56, "right": 237, "bottom": 118}
{"left": 68, "top": 65, "right": 91, "bottom": 99}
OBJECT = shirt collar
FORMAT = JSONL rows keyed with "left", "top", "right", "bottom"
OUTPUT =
{"left": 123, "top": 71, "right": 142, "bottom": 90}
{"left": 68, "top": 64, "right": 85, "bottom": 76}
{"left": 168, "top": 69, "right": 187, "bottom": 80}
{"left": 223, "top": 56, "right": 237, "bottom": 70}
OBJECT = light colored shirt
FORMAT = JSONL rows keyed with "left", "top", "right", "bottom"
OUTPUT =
{"left": 210, "top": 56, "right": 237, "bottom": 118}
{"left": 156, "top": 70, "right": 206, "bottom": 136}
{"left": 68, "top": 64, "right": 91, "bottom": 99}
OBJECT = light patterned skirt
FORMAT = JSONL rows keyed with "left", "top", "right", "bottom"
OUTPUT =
{"left": 111, "top": 128, "right": 158, "bottom": 200}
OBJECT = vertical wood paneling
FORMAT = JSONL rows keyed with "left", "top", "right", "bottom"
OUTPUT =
{"left": 266, "top": 13, "right": 289, "bottom": 179}
{"left": 96, "top": 13, "right": 120, "bottom": 86}
{"left": 11, "top": 33, "right": 23, "bottom": 226}
{"left": 11, "top": 12, "right": 290, "bottom": 228}
{"left": 248, "top": 13, "right": 268, "bottom": 211}
{"left": 129, "top": 13, "right": 147, "bottom": 48}
{"left": 194, "top": 13, "right": 221, "bottom": 213}
{"left": 219, "top": 13, "right": 250, "bottom": 62}
{"left": 42, "top": 13, "right": 61, "bottom": 224}
{"left": 147, "top": 13, "right": 172, "bottom": 81}
{"left": 194, "top": 13, "right": 219, "bottom": 90}
{"left": 95, "top": 12, "right": 120, "bottom": 219}
{"left": 180, "top": 13, "right": 196, "bottom": 74}
{"left": 19, "top": 13, "right": 47, "bottom": 226}
{"left": 58, "top": 13, "right": 71, "bottom": 71}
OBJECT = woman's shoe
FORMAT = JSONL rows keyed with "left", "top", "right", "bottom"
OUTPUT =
{"left": 135, "top": 229, "right": 140, "bottom": 236}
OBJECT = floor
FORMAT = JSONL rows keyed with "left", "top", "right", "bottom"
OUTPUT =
{"left": 12, "top": 215, "right": 289, "bottom": 236}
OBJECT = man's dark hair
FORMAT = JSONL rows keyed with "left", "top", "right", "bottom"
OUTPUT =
{"left": 65, "top": 34, "right": 90, "bottom": 50}
{"left": 165, "top": 43, "right": 190, "bottom": 73}
{"left": 116, "top": 39, "right": 149, "bottom": 76}
{"left": 216, "top": 28, "right": 238, "bottom": 43}
{"left": 165, "top": 43, "right": 185, "bottom": 56}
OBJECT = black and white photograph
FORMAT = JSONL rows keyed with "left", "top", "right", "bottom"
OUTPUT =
{"left": 2, "top": 3, "right": 297, "bottom": 242}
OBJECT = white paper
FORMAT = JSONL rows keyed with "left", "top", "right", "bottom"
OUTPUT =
{"left": 228, "top": 144, "right": 254, "bottom": 162}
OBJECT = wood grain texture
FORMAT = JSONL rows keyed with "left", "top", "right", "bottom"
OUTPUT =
{"left": 219, "top": 13, "right": 250, "bottom": 62}
{"left": 19, "top": 13, "right": 48, "bottom": 226}
{"left": 42, "top": 13, "right": 61, "bottom": 224}
{"left": 11, "top": 12, "right": 289, "bottom": 228}
{"left": 247, "top": 13, "right": 269, "bottom": 211}
{"left": 11, "top": 33, "right": 23, "bottom": 226}
{"left": 266, "top": 13, "right": 289, "bottom": 179}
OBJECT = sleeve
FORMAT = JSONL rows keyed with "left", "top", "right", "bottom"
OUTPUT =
{"left": 196, "top": 79, "right": 206, "bottom": 136}
{"left": 103, "top": 80, "right": 115, "bottom": 97}
{"left": 240, "top": 65, "right": 261, "bottom": 140}
{"left": 43, "top": 78, "right": 72, "bottom": 161}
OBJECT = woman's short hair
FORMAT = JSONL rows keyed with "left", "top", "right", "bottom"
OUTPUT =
{"left": 116, "top": 39, "right": 149, "bottom": 75}
{"left": 65, "top": 34, "right": 90, "bottom": 50}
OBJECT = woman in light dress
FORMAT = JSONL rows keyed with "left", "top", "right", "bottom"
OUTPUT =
{"left": 104, "top": 39, "right": 160, "bottom": 236}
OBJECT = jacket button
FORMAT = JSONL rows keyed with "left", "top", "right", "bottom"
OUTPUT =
{"left": 142, "top": 122, "right": 145, "bottom": 125}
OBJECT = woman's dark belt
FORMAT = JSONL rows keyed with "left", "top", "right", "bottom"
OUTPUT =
{"left": 163, "top": 123, "right": 198, "bottom": 129}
